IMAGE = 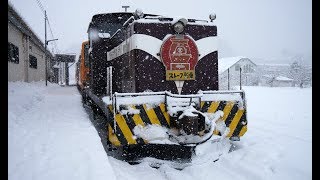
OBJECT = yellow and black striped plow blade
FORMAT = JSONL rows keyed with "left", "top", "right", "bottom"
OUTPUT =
{"left": 200, "top": 101, "right": 247, "bottom": 137}
{"left": 107, "top": 104, "right": 170, "bottom": 146}
{"left": 106, "top": 101, "right": 247, "bottom": 146}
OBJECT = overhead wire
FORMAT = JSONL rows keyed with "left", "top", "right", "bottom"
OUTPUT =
{"left": 35, "top": 0, "right": 60, "bottom": 54}
{"left": 35, "top": 0, "right": 45, "bottom": 14}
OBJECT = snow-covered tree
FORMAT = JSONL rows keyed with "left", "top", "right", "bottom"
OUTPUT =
{"left": 289, "top": 59, "right": 311, "bottom": 88}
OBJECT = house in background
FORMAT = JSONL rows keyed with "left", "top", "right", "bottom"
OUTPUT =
{"left": 260, "top": 75, "right": 294, "bottom": 87}
{"left": 8, "top": 3, "right": 55, "bottom": 83}
{"left": 218, "top": 56, "right": 257, "bottom": 90}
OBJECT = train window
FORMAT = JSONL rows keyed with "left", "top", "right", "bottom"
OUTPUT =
{"left": 89, "top": 13, "right": 133, "bottom": 37}
{"left": 96, "top": 22, "right": 123, "bottom": 35}
{"left": 84, "top": 44, "right": 89, "bottom": 67}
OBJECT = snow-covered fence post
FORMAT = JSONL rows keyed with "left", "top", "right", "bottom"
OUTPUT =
{"left": 228, "top": 68, "right": 230, "bottom": 90}
{"left": 240, "top": 67, "right": 242, "bottom": 90}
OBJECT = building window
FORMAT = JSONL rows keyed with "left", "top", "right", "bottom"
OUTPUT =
{"left": 243, "top": 65, "right": 248, "bottom": 73}
{"left": 242, "top": 64, "right": 254, "bottom": 73}
{"left": 249, "top": 65, "right": 254, "bottom": 73}
{"left": 29, "top": 55, "right": 37, "bottom": 69}
{"left": 235, "top": 64, "right": 240, "bottom": 71}
{"left": 8, "top": 42, "right": 19, "bottom": 64}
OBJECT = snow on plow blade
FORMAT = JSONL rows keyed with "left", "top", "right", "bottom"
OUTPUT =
{"left": 103, "top": 90, "right": 248, "bottom": 147}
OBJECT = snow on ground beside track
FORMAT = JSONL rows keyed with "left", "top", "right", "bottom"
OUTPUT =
{"left": 108, "top": 86, "right": 312, "bottom": 180}
{"left": 8, "top": 82, "right": 312, "bottom": 180}
{"left": 8, "top": 81, "right": 117, "bottom": 180}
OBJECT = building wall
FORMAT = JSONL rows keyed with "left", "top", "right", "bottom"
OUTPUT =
{"left": 28, "top": 40, "right": 45, "bottom": 82}
{"left": 8, "top": 22, "right": 46, "bottom": 82}
{"left": 219, "top": 59, "right": 256, "bottom": 90}
{"left": 274, "top": 80, "right": 293, "bottom": 87}
{"left": 8, "top": 22, "right": 25, "bottom": 82}
{"left": 260, "top": 76, "right": 293, "bottom": 87}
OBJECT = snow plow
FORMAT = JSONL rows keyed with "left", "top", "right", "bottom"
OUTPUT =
{"left": 75, "top": 10, "right": 248, "bottom": 164}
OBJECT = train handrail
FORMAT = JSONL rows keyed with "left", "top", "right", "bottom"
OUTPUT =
{"left": 123, "top": 16, "right": 135, "bottom": 27}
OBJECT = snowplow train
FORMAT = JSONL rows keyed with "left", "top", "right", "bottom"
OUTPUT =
{"left": 76, "top": 10, "right": 248, "bottom": 164}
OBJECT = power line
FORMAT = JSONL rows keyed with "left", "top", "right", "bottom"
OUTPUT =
{"left": 34, "top": 0, "right": 60, "bottom": 54}
{"left": 35, "top": 0, "right": 45, "bottom": 14}
{"left": 47, "top": 17, "right": 60, "bottom": 53}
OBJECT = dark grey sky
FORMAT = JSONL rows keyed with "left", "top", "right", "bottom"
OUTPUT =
{"left": 9, "top": 0, "right": 312, "bottom": 64}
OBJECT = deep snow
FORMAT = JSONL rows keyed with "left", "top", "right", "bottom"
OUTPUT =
{"left": 8, "top": 82, "right": 311, "bottom": 180}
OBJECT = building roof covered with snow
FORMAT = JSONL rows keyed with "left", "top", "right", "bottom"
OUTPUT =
{"left": 262, "top": 75, "right": 293, "bottom": 81}
{"left": 8, "top": 3, "right": 53, "bottom": 58}
{"left": 218, "top": 56, "right": 256, "bottom": 74}
{"left": 275, "top": 76, "right": 293, "bottom": 81}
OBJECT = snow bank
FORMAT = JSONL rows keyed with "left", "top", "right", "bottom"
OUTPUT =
{"left": 8, "top": 82, "right": 117, "bottom": 180}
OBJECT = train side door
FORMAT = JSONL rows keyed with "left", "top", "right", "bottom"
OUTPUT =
{"left": 83, "top": 43, "right": 90, "bottom": 87}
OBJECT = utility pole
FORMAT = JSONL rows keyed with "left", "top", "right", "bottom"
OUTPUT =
{"left": 240, "top": 67, "right": 242, "bottom": 90}
{"left": 45, "top": 10, "right": 47, "bottom": 86}
{"left": 122, "top": 5, "right": 130, "bottom": 12}
{"left": 44, "top": 11, "right": 58, "bottom": 86}
{"left": 65, "top": 62, "right": 69, "bottom": 86}
{"left": 227, "top": 68, "right": 230, "bottom": 90}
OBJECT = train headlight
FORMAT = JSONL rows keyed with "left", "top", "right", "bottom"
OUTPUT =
{"left": 173, "top": 18, "right": 187, "bottom": 34}
{"left": 173, "top": 22, "right": 184, "bottom": 33}
{"left": 209, "top": 13, "right": 216, "bottom": 22}
{"left": 135, "top": 9, "right": 144, "bottom": 19}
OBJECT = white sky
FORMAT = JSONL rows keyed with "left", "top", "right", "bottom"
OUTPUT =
{"left": 9, "top": 0, "right": 312, "bottom": 64}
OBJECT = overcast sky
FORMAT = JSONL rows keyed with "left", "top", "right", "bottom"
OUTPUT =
{"left": 9, "top": 0, "right": 312, "bottom": 64}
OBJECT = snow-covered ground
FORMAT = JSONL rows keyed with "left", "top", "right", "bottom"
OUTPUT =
{"left": 8, "top": 82, "right": 116, "bottom": 180}
{"left": 8, "top": 82, "right": 312, "bottom": 180}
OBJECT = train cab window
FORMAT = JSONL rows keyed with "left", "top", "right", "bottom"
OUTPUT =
{"left": 84, "top": 44, "right": 90, "bottom": 67}
{"left": 88, "top": 13, "right": 133, "bottom": 37}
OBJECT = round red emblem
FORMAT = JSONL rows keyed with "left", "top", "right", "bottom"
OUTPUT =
{"left": 160, "top": 35, "right": 198, "bottom": 71}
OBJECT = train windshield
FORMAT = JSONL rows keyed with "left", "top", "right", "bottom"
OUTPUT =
{"left": 95, "top": 22, "right": 123, "bottom": 35}
{"left": 89, "top": 13, "right": 133, "bottom": 35}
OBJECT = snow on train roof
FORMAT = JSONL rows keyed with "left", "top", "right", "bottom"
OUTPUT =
{"left": 134, "top": 16, "right": 216, "bottom": 26}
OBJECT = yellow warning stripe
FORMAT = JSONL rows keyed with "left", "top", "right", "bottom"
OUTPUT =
{"left": 200, "top": 101, "right": 205, "bottom": 109}
{"left": 130, "top": 106, "right": 148, "bottom": 143}
{"left": 207, "top": 101, "right": 220, "bottom": 113}
{"left": 143, "top": 104, "right": 161, "bottom": 125}
{"left": 226, "top": 109, "right": 244, "bottom": 137}
{"left": 108, "top": 124, "right": 121, "bottom": 146}
{"left": 222, "top": 102, "right": 234, "bottom": 120}
{"left": 114, "top": 113, "right": 137, "bottom": 144}
{"left": 239, "top": 125, "right": 247, "bottom": 136}
{"left": 130, "top": 106, "right": 145, "bottom": 127}
{"left": 159, "top": 103, "right": 170, "bottom": 125}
